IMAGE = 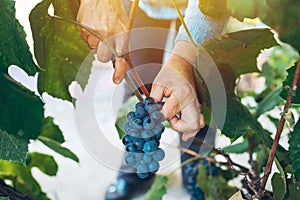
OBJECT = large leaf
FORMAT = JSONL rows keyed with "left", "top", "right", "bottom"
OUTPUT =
{"left": 38, "top": 136, "right": 79, "bottom": 162}
{"left": 280, "top": 64, "right": 300, "bottom": 104}
{"left": 145, "top": 175, "right": 168, "bottom": 200}
{"left": 289, "top": 120, "right": 300, "bottom": 181}
{"left": 272, "top": 173, "right": 286, "bottom": 200}
{"left": 226, "top": 0, "right": 300, "bottom": 52}
{"left": 201, "top": 29, "right": 278, "bottom": 77}
{"left": 222, "top": 140, "right": 248, "bottom": 154}
{"left": 29, "top": 0, "right": 93, "bottom": 101}
{"left": 0, "top": 130, "right": 29, "bottom": 165}
{"left": 0, "top": 73, "right": 44, "bottom": 140}
{"left": 0, "top": 152, "right": 58, "bottom": 200}
{"left": 255, "top": 86, "right": 283, "bottom": 118}
{"left": 40, "top": 117, "right": 64, "bottom": 143}
{"left": 0, "top": 0, "right": 39, "bottom": 75}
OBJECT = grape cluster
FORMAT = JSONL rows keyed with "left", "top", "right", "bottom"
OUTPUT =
{"left": 184, "top": 160, "right": 218, "bottom": 200}
{"left": 122, "top": 97, "right": 165, "bottom": 179}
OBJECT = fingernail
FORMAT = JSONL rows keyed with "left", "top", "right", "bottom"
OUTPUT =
{"left": 114, "top": 78, "right": 121, "bottom": 84}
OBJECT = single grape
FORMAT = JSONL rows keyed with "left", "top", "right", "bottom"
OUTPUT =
{"left": 122, "top": 135, "right": 132, "bottom": 145}
{"left": 144, "top": 97, "right": 155, "bottom": 105}
{"left": 124, "top": 153, "right": 135, "bottom": 165}
{"left": 137, "top": 163, "right": 149, "bottom": 173}
{"left": 127, "top": 129, "right": 140, "bottom": 137}
{"left": 143, "top": 140, "right": 158, "bottom": 153}
{"left": 132, "top": 118, "right": 143, "bottom": 130}
{"left": 126, "top": 144, "right": 136, "bottom": 152}
{"left": 143, "top": 154, "right": 152, "bottom": 164}
{"left": 150, "top": 111, "right": 164, "bottom": 122}
{"left": 143, "top": 116, "right": 155, "bottom": 130}
{"left": 152, "top": 148, "right": 165, "bottom": 161}
{"left": 133, "top": 138, "right": 145, "bottom": 150}
{"left": 126, "top": 111, "right": 136, "bottom": 121}
{"left": 148, "top": 103, "right": 162, "bottom": 114}
{"left": 141, "top": 129, "right": 154, "bottom": 139}
{"left": 152, "top": 123, "right": 165, "bottom": 135}
{"left": 135, "top": 107, "right": 147, "bottom": 119}
{"left": 123, "top": 122, "right": 131, "bottom": 133}
{"left": 154, "top": 132, "right": 162, "bottom": 140}
{"left": 137, "top": 172, "right": 149, "bottom": 179}
{"left": 135, "top": 102, "right": 145, "bottom": 109}
{"left": 148, "top": 160, "right": 159, "bottom": 172}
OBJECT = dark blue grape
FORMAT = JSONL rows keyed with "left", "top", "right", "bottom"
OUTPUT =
{"left": 137, "top": 172, "right": 149, "bottom": 179}
{"left": 148, "top": 160, "right": 159, "bottom": 172}
{"left": 143, "top": 154, "right": 152, "bottom": 164}
{"left": 150, "top": 111, "right": 164, "bottom": 122}
{"left": 154, "top": 132, "right": 162, "bottom": 140}
{"left": 135, "top": 102, "right": 145, "bottom": 109}
{"left": 148, "top": 103, "right": 162, "bottom": 114}
{"left": 124, "top": 153, "right": 135, "bottom": 165}
{"left": 144, "top": 97, "right": 155, "bottom": 105}
{"left": 132, "top": 118, "right": 143, "bottom": 129}
{"left": 127, "top": 129, "right": 140, "bottom": 137}
{"left": 143, "top": 140, "right": 158, "bottom": 153}
{"left": 123, "top": 122, "right": 131, "bottom": 133}
{"left": 126, "top": 111, "right": 136, "bottom": 121}
{"left": 126, "top": 144, "right": 136, "bottom": 152}
{"left": 143, "top": 116, "right": 155, "bottom": 129}
{"left": 141, "top": 129, "right": 153, "bottom": 138}
{"left": 122, "top": 135, "right": 132, "bottom": 145}
{"left": 133, "top": 138, "right": 145, "bottom": 150}
{"left": 152, "top": 123, "right": 165, "bottom": 135}
{"left": 137, "top": 163, "right": 148, "bottom": 173}
{"left": 135, "top": 107, "right": 147, "bottom": 119}
{"left": 152, "top": 148, "right": 165, "bottom": 161}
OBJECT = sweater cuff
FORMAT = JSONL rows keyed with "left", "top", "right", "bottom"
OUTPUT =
{"left": 175, "top": 0, "right": 228, "bottom": 45}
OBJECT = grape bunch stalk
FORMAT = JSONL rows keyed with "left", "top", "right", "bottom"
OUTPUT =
{"left": 122, "top": 97, "right": 166, "bottom": 179}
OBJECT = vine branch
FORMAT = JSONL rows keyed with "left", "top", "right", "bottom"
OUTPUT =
{"left": 261, "top": 58, "right": 300, "bottom": 190}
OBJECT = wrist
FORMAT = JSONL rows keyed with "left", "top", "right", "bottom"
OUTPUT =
{"left": 172, "top": 40, "right": 196, "bottom": 66}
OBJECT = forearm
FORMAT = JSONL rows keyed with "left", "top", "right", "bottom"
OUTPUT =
{"left": 176, "top": 0, "right": 228, "bottom": 45}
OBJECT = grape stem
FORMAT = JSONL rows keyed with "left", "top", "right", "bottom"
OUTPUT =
{"left": 125, "top": 0, "right": 150, "bottom": 98}
{"left": 260, "top": 58, "right": 300, "bottom": 191}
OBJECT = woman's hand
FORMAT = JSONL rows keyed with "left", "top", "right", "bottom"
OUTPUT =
{"left": 77, "top": 0, "right": 129, "bottom": 83}
{"left": 150, "top": 41, "right": 205, "bottom": 141}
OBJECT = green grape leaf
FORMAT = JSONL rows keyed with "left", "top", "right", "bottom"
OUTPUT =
{"left": 0, "top": 0, "right": 39, "bottom": 75}
{"left": 222, "top": 140, "right": 248, "bottom": 154}
{"left": 271, "top": 173, "right": 286, "bottom": 200}
{"left": 29, "top": 0, "right": 93, "bottom": 101}
{"left": 286, "top": 180, "right": 300, "bottom": 200}
{"left": 0, "top": 130, "right": 29, "bottom": 165}
{"left": 280, "top": 64, "right": 300, "bottom": 104}
{"left": 0, "top": 152, "right": 58, "bottom": 200}
{"left": 288, "top": 120, "right": 300, "bottom": 181}
{"left": 145, "top": 175, "right": 168, "bottom": 200}
{"left": 40, "top": 117, "right": 64, "bottom": 143}
{"left": 197, "top": 166, "right": 237, "bottom": 200}
{"left": 27, "top": 152, "right": 58, "bottom": 176}
{"left": 222, "top": 97, "right": 263, "bottom": 142}
{"left": 38, "top": 136, "right": 79, "bottom": 163}
{"left": 255, "top": 86, "right": 283, "bottom": 118}
{"left": 201, "top": 28, "right": 278, "bottom": 77}
{"left": 0, "top": 73, "right": 44, "bottom": 140}
{"left": 226, "top": 0, "right": 300, "bottom": 51}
